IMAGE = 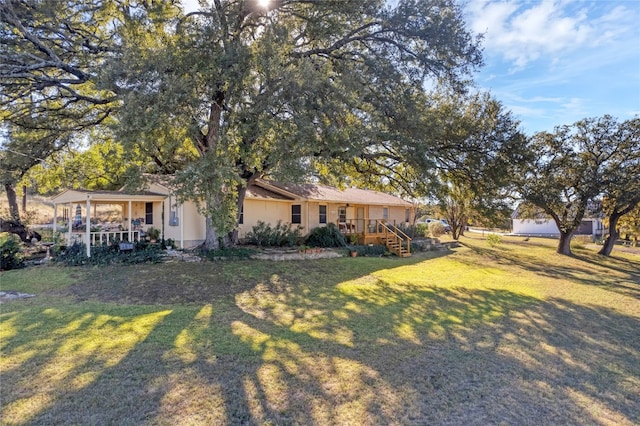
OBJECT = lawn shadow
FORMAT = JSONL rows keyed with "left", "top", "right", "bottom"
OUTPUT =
{"left": 459, "top": 239, "right": 640, "bottom": 299}
{"left": 224, "top": 278, "right": 640, "bottom": 424}
{"left": 2, "top": 247, "right": 639, "bottom": 425}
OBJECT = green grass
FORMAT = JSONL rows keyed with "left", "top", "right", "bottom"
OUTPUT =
{"left": 1, "top": 236, "right": 638, "bottom": 425}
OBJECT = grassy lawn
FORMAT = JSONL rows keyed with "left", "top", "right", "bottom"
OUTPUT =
{"left": 1, "top": 236, "right": 638, "bottom": 425}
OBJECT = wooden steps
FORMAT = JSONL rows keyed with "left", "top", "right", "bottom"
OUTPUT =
{"left": 379, "top": 236, "right": 412, "bottom": 257}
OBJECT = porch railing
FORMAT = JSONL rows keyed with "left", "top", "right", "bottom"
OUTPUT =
{"left": 70, "top": 231, "right": 142, "bottom": 246}
{"left": 337, "top": 218, "right": 402, "bottom": 236}
{"left": 376, "top": 220, "right": 411, "bottom": 257}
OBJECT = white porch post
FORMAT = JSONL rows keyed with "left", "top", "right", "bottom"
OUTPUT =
{"left": 128, "top": 200, "right": 132, "bottom": 242}
{"left": 53, "top": 204, "right": 58, "bottom": 233}
{"left": 180, "top": 203, "right": 184, "bottom": 249}
{"left": 86, "top": 196, "right": 91, "bottom": 257}
{"left": 67, "top": 202, "right": 73, "bottom": 245}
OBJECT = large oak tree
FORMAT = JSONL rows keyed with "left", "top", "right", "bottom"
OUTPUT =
{"left": 112, "top": 0, "right": 483, "bottom": 248}
{"left": 518, "top": 116, "right": 638, "bottom": 256}
{"left": 597, "top": 117, "right": 640, "bottom": 255}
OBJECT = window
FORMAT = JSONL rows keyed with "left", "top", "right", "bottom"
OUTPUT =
{"left": 291, "top": 204, "right": 301, "bottom": 224}
{"left": 319, "top": 205, "right": 327, "bottom": 224}
{"left": 383, "top": 207, "right": 389, "bottom": 220}
{"left": 405, "top": 209, "right": 410, "bottom": 223}
{"left": 338, "top": 206, "right": 347, "bottom": 222}
{"left": 239, "top": 204, "right": 244, "bottom": 224}
{"left": 145, "top": 202, "right": 153, "bottom": 225}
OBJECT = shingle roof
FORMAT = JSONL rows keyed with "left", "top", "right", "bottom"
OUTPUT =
{"left": 261, "top": 181, "right": 412, "bottom": 207}
{"left": 245, "top": 184, "right": 296, "bottom": 201}
{"left": 120, "top": 174, "right": 412, "bottom": 206}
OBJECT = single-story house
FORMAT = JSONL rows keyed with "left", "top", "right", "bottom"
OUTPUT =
{"left": 50, "top": 179, "right": 415, "bottom": 256}
{"left": 511, "top": 212, "right": 604, "bottom": 239}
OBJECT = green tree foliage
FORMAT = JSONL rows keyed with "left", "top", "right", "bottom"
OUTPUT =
{"left": 0, "top": 232, "right": 24, "bottom": 270}
{"left": 597, "top": 117, "right": 640, "bottom": 255}
{"left": 518, "top": 116, "right": 638, "bottom": 256}
{"left": 1, "top": 0, "right": 120, "bottom": 224}
{"left": 111, "top": 0, "right": 483, "bottom": 248}
{"left": 616, "top": 204, "right": 640, "bottom": 247}
{"left": 415, "top": 92, "right": 527, "bottom": 239}
{"left": 1, "top": 125, "right": 67, "bottom": 220}
{"left": 0, "top": 0, "right": 119, "bottom": 132}
{"left": 24, "top": 137, "right": 135, "bottom": 193}
{"left": 1, "top": 125, "right": 59, "bottom": 242}
{"left": 1, "top": 0, "right": 194, "bottom": 225}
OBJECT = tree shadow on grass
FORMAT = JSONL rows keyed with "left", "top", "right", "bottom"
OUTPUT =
{"left": 2, "top": 252, "right": 638, "bottom": 425}
{"left": 459, "top": 240, "right": 640, "bottom": 299}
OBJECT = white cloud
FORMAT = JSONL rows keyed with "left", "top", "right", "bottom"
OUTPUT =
{"left": 468, "top": 0, "right": 635, "bottom": 69}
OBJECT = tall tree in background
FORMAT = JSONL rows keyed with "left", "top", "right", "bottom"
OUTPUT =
{"left": 518, "top": 116, "right": 629, "bottom": 256}
{"left": 616, "top": 205, "right": 640, "bottom": 247}
{"left": 113, "top": 0, "right": 483, "bottom": 248}
{"left": 597, "top": 117, "right": 640, "bottom": 256}
{"left": 0, "top": 0, "right": 119, "bottom": 133}
{"left": 1, "top": 0, "right": 187, "bottom": 234}
{"left": 0, "top": 125, "right": 62, "bottom": 240}
{"left": 1, "top": 0, "right": 119, "bottom": 224}
{"left": 431, "top": 92, "right": 527, "bottom": 239}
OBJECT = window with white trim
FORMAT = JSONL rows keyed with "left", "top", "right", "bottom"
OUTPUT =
{"left": 319, "top": 205, "right": 327, "bottom": 224}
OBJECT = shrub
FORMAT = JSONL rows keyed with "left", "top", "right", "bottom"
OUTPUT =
{"left": 1, "top": 233, "right": 24, "bottom": 270}
{"left": 571, "top": 235, "right": 592, "bottom": 250}
{"left": 200, "top": 247, "right": 257, "bottom": 260}
{"left": 429, "top": 221, "right": 445, "bottom": 237}
{"left": 486, "top": 233, "right": 502, "bottom": 247}
{"left": 398, "top": 223, "right": 429, "bottom": 238}
{"left": 349, "top": 244, "right": 387, "bottom": 257}
{"left": 54, "top": 241, "right": 163, "bottom": 266}
{"left": 245, "top": 220, "right": 303, "bottom": 247}
{"left": 147, "top": 227, "right": 161, "bottom": 241}
{"left": 306, "top": 223, "right": 348, "bottom": 247}
{"left": 162, "top": 238, "right": 177, "bottom": 249}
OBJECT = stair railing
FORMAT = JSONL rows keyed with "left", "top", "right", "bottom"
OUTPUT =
{"left": 377, "top": 220, "right": 411, "bottom": 255}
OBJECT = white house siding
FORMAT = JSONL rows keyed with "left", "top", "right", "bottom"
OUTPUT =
{"left": 238, "top": 198, "right": 294, "bottom": 238}
{"left": 512, "top": 219, "right": 559, "bottom": 235}
{"left": 512, "top": 218, "right": 603, "bottom": 238}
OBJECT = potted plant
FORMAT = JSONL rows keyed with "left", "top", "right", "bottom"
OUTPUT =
{"left": 349, "top": 233, "right": 359, "bottom": 257}
{"left": 147, "top": 227, "right": 160, "bottom": 243}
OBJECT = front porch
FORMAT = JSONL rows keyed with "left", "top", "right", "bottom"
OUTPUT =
{"left": 338, "top": 218, "right": 412, "bottom": 257}
{"left": 51, "top": 189, "right": 167, "bottom": 257}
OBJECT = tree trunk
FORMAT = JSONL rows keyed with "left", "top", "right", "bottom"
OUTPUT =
{"left": 598, "top": 213, "right": 621, "bottom": 256}
{"left": 5, "top": 183, "right": 20, "bottom": 221}
{"left": 450, "top": 224, "right": 459, "bottom": 240}
{"left": 557, "top": 230, "right": 574, "bottom": 255}
{"left": 0, "top": 218, "right": 41, "bottom": 243}
{"left": 22, "top": 185, "right": 27, "bottom": 213}
{"left": 203, "top": 216, "right": 220, "bottom": 250}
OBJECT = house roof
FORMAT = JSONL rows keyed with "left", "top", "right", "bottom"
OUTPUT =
{"left": 50, "top": 189, "right": 167, "bottom": 204}
{"left": 51, "top": 176, "right": 412, "bottom": 207}
{"left": 245, "top": 184, "right": 296, "bottom": 201}
{"left": 259, "top": 180, "right": 413, "bottom": 207}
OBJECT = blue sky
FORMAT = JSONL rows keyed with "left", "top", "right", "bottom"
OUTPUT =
{"left": 465, "top": 0, "right": 640, "bottom": 134}
{"left": 182, "top": 0, "right": 640, "bottom": 135}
